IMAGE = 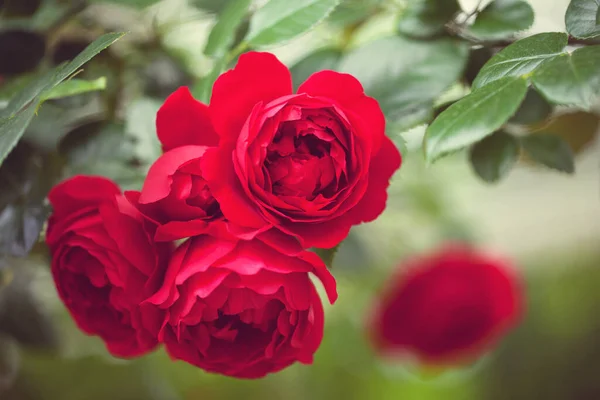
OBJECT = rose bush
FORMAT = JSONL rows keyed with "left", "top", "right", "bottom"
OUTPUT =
{"left": 371, "top": 244, "right": 523, "bottom": 365}
{"left": 46, "top": 176, "right": 171, "bottom": 357}
{"left": 151, "top": 52, "right": 402, "bottom": 249}
{"left": 146, "top": 233, "right": 337, "bottom": 378}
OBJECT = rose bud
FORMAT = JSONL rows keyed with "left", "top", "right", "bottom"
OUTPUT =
{"left": 154, "top": 51, "right": 401, "bottom": 249}
{"left": 371, "top": 244, "right": 523, "bottom": 366}
{"left": 46, "top": 176, "right": 171, "bottom": 357}
{"left": 145, "top": 233, "right": 338, "bottom": 378}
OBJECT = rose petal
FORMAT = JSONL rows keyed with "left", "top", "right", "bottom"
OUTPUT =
{"left": 139, "top": 145, "right": 209, "bottom": 204}
{"left": 48, "top": 176, "right": 120, "bottom": 219}
{"left": 157, "top": 87, "right": 219, "bottom": 151}
{"left": 209, "top": 52, "right": 292, "bottom": 142}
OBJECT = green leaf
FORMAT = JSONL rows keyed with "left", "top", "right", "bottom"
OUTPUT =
{"left": 246, "top": 0, "right": 340, "bottom": 46}
{"left": 565, "top": 0, "right": 600, "bottom": 39}
{"left": 469, "top": 131, "right": 519, "bottom": 183}
{"left": 338, "top": 36, "right": 468, "bottom": 128}
{"left": 527, "top": 111, "right": 600, "bottom": 154}
{"left": 40, "top": 77, "right": 107, "bottom": 102}
{"left": 468, "top": 0, "right": 534, "bottom": 40}
{"left": 509, "top": 88, "right": 553, "bottom": 125}
{"left": 314, "top": 244, "right": 340, "bottom": 269}
{"left": 0, "top": 102, "right": 39, "bottom": 167}
{"left": 204, "top": 0, "right": 252, "bottom": 57}
{"left": 532, "top": 45, "right": 600, "bottom": 109}
{"left": 2, "top": 32, "right": 126, "bottom": 118}
{"left": 290, "top": 48, "right": 342, "bottom": 90}
{"left": 472, "top": 32, "right": 568, "bottom": 89}
{"left": 327, "top": 0, "right": 383, "bottom": 26}
{"left": 521, "top": 134, "right": 575, "bottom": 173}
{"left": 424, "top": 76, "right": 527, "bottom": 162}
{"left": 397, "top": 0, "right": 460, "bottom": 38}
{"left": 192, "top": 58, "right": 227, "bottom": 104}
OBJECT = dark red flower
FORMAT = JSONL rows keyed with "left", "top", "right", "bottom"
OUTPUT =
{"left": 156, "top": 52, "right": 401, "bottom": 249}
{"left": 371, "top": 244, "right": 523, "bottom": 365}
{"left": 145, "top": 233, "right": 337, "bottom": 378}
{"left": 46, "top": 176, "right": 171, "bottom": 357}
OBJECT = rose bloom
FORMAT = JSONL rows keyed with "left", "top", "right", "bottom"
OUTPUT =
{"left": 145, "top": 233, "right": 337, "bottom": 378}
{"left": 371, "top": 244, "right": 523, "bottom": 365}
{"left": 46, "top": 176, "right": 171, "bottom": 357}
{"left": 150, "top": 52, "right": 401, "bottom": 249}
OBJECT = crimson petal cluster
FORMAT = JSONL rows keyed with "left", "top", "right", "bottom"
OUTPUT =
{"left": 46, "top": 51, "right": 401, "bottom": 378}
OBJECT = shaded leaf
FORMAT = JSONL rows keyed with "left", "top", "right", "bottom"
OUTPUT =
{"left": 565, "top": 0, "right": 600, "bottom": 39}
{"left": 339, "top": 36, "right": 468, "bottom": 128}
{"left": 468, "top": 0, "right": 534, "bottom": 40}
{"left": 290, "top": 48, "right": 342, "bottom": 90}
{"left": 469, "top": 131, "right": 519, "bottom": 183}
{"left": 424, "top": 76, "right": 528, "bottom": 162}
{"left": 397, "top": 0, "right": 460, "bottom": 39}
{"left": 521, "top": 134, "right": 575, "bottom": 173}
{"left": 527, "top": 111, "right": 600, "bottom": 154}
{"left": 0, "top": 101, "right": 39, "bottom": 168}
{"left": 40, "top": 77, "right": 107, "bottom": 101}
{"left": 246, "top": 0, "right": 340, "bottom": 46}
{"left": 532, "top": 45, "right": 600, "bottom": 109}
{"left": 473, "top": 32, "right": 568, "bottom": 89}
{"left": 509, "top": 88, "right": 553, "bottom": 125}
{"left": 464, "top": 46, "right": 494, "bottom": 85}
{"left": 205, "top": 0, "right": 252, "bottom": 57}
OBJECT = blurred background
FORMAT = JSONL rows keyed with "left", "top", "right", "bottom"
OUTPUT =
{"left": 0, "top": 0, "right": 599, "bottom": 399}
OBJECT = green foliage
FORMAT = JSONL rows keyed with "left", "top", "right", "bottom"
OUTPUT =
{"left": 0, "top": 32, "right": 125, "bottom": 167}
{"left": 472, "top": 33, "right": 568, "bottom": 89}
{"left": 314, "top": 244, "right": 340, "bottom": 269}
{"left": 290, "top": 48, "right": 342, "bottom": 89}
{"left": 565, "top": 0, "right": 600, "bottom": 39}
{"left": 468, "top": 0, "right": 535, "bottom": 40}
{"left": 397, "top": 0, "right": 460, "bottom": 39}
{"left": 521, "top": 134, "right": 575, "bottom": 173}
{"left": 204, "top": 0, "right": 252, "bottom": 57}
{"left": 509, "top": 88, "right": 553, "bottom": 125}
{"left": 469, "top": 131, "right": 519, "bottom": 183}
{"left": 424, "top": 76, "right": 528, "bottom": 162}
{"left": 531, "top": 45, "right": 600, "bottom": 109}
{"left": 339, "top": 36, "right": 468, "bottom": 131}
{"left": 40, "top": 77, "right": 107, "bottom": 102}
{"left": 246, "top": 0, "right": 340, "bottom": 46}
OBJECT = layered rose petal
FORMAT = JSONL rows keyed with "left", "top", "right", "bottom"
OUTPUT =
{"left": 371, "top": 244, "right": 523, "bottom": 366}
{"left": 199, "top": 53, "right": 401, "bottom": 249}
{"left": 46, "top": 176, "right": 171, "bottom": 358}
{"left": 209, "top": 52, "right": 292, "bottom": 144}
{"left": 157, "top": 87, "right": 219, "bottom": 151}
{"left": 148, "top": 234, "right": 337, "bottom": 378}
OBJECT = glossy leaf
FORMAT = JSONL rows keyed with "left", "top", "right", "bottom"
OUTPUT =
{"left": 469, "top": 0, "right": 534, "bottom": 40}
{"left": 290, "top": 48, "right": 342, "bottom": 90}
{"left": 473, "top": 32, "right": 568, "bottom": 89}
{"left": 532, "top": 45, "right": 600, "bottom": 109}
{"left": 521, "top": 134, "right": 575, "bottom": 173}
{"left": 397, "top": 0, "right": 460, "bottom": 38}
{"left": 0, "top": 102, "right": 39, "bottom": 167}
{"left": 565, "top": 0, "right": 600, "bottom": 39}
{"left": 40, "top": 77, "right": 107, "bottom": 101}
{"left": 2, "top": 32, "right": 125, "bottom": 118}
{"left": 339, "top": 36, "right": 468, "bottom": 128}
{"left": 469, "top": 131, "right": 519, "bottom": 183}
{"left": 246, "top": 0, "right": 340, "bottom": 46}
{"left": 424, "top": 76, "right": 528, "bottom": 162}
{"left": 204, "top": 0, "right": 252, "bottom": 57}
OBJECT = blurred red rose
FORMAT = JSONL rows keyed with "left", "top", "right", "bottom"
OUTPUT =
{"left": 145, "top": 233, "right": 337, "bottom": 378}
{"left": 156, "top": 52, "right": 402, "bottom": 249}
{"left": 46, "top": 176, "right": 171, "bottom": 357}
{"left": 371, "top": 244, "right": 523, "bottom": 366}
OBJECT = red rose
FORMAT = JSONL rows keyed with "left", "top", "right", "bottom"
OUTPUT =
{"left": 46, "top": 176, "right": 171, "bottom": 357}
{"left": 156, "top": 52, "right": 402, "bottom": 248}
{"left": 145, "top": 233, "right": 337, "bottom": 378}
{"left": 371, "top": 244, "right": 523, "bottom": 365}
